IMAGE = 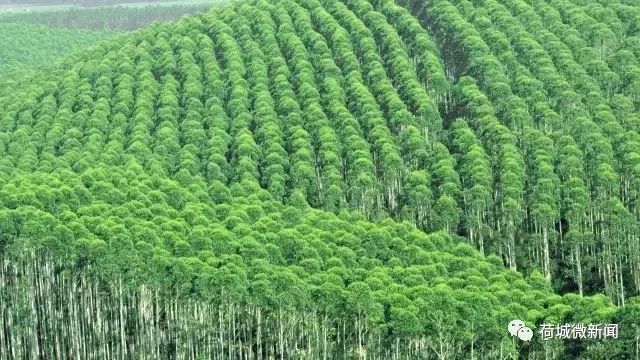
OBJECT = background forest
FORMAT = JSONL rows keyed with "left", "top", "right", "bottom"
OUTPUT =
{"left": 0, "top": 0, "right": 216, "bottom": 6}
{"left": 0, "top": 0, "right": 639, "bottom": 359}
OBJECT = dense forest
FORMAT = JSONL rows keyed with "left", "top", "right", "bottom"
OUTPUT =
{"left": 0, "top": 22, "right": 109, "bottom": 72}
{"left": 0, "top": 0, "right": 639, "bottom": 358}
{"left": 0, "top": 3, "right": 219, "bottom": 31}
{"left": 0, "top": 0, "right": 209, "bottom": 6}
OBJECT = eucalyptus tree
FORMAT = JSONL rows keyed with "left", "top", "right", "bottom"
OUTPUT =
{"left": 227, "top": 4, "right": 289, "bottom": 201}
{"left": 522, "top": 127, "right": 560, "bottom": 280}
{"left": 373, "top": 0, "right": 450, "bottom": 106}
{"left": 193, "top": 32, "right": 232, "bottom": 184}
{"left": 286, "top": 0, "right": 378, "bottom": 215}
{"left": 450, "top": 119, "right": 493, "bottom": 254}
{"left": 250, "top": 1, "right": 319, "bottom": 202}
{"left": 0, "top": 0, "right": 639, "bottom": 358}
{"left": 272, "top": 4, "right": 344, "bottom": 210}
{"left": 455, "top": 76, "right": 525, "bottom": 270}
{"left": 205, "top": 14, "right": 260, "bottom": 184}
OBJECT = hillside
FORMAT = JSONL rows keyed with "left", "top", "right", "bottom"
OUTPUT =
{"left": 0, "top": 22, "right": 109, "bottom": 72}
{"left": 402, "top": 0, "right": 640, "bottom": 301}
{"left": 0, "top": 2, "right": 221, "bottom": 31}
{"left": 0, "top": 0, "right": 214, "bottom": 5}
{"left": 0, "top": 0, "right": 639, "bottom": 358}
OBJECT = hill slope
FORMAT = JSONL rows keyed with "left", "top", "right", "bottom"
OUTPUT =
{"left": 0, "top": 167, "right": 585, "bottom": 359}
{"left": 0, "top": 2, "right": 223, "bottom": 31}
{"left": 0, "top": 0, "right": 639, "bottom": 358}
{"left": 400, "top": 0, "right": 640, "bottom": 302}
{"left": 0, "top": 22, "right": 109, "bottom": 72}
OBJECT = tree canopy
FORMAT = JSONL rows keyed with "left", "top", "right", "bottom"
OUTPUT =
{"left": 1, "top": 0, "right": 639, "bottom": 358}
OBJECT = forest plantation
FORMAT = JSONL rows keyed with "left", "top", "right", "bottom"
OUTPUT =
{"left": 1, "top": 0, "right": 640, "bottom": 359}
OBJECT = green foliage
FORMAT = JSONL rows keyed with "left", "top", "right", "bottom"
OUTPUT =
{"left": 0, "top": 2, "right": 220, "bottom": 31}
{"left": 0, "top": 22, "right": 108, "bottom": 73}
{"left": 0, "top": 168, "right": 588, "bottom": 359}
{"left": 0, "top": 0, "right": 639, "bottom": 358}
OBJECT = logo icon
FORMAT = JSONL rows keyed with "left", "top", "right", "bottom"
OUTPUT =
{"left": 508, "top": 319, "right": 533, "bottom": 341}
{"left": 517, "top": 326, "right": 533, "bottom": 341}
